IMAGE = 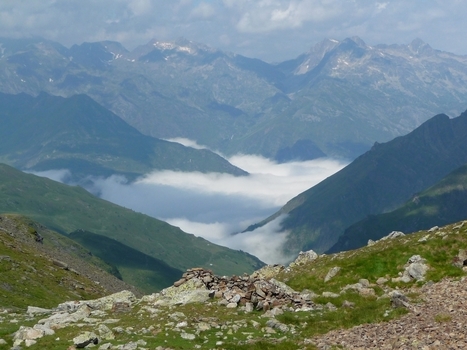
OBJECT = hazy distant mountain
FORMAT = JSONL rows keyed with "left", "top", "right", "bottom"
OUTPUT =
{"left": 1, "top": 36, "right": 467, "bottom": 160}
{"left": 0, "top": 164, "right": 263, "bottom": 291}
{"left": 0, "top": 91, "right": 245, "bottom": 180}
{"left": 328, "top": 164, "right": 467, "bottom": 253}
{"left": 248, "top": 110, "right": 467, "bottom": 255}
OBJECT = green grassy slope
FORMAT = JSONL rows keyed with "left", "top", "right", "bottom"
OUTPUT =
{"left": 3, "top": 217, "right": 467, "bottom": 349}
{"left": 328, "top": 164, "right": 467, "bottom": 253}
{"left": 250, "top": 110, "right": 467, "bottom": 255}
{"left": 69, "top": 229, "right": 183, "bottom": 294}
{"left": 0, "top": 92, "right": 246, "bottom": 180}
{"left": 0, "top": 164, "right": 263, "bottom": 291}
{"left": 0, "top": 214, "right": 119, "bottom": 309}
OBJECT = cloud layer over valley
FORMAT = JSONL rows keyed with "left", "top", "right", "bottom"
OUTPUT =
{"left": 33, "top": 153, "right": 346, "bottom": 264}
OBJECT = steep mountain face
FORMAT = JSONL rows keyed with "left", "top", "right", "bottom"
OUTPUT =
{"left": 0, "top": 91, "right": 245, "bottom": 180}
{"left": 1, "top": 37, "right": 467, "bottom": 160}
{"left": 250, "top": 110, "right": 467, "bottom": 255}
{"left": 328, "top": 164, "right": 467, "bottom": 253}
{"left": 0, "top": 164, "right": 263, "bottom": 291}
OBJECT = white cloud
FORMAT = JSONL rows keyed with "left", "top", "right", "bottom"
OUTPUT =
{"left": 128, "top": 0, "right": 153, "bottom": 17}
{"left": 28, "top": 169, "right": 72, "bottom": 183}
{"left": 166, "top": 215, "right": 294, "bottom": 265}
{"left": 75, "top": 153, "right": 346, "bottom": 264}
{"left": 138, "top": 155, "right": 344, "bottom": 207}
{"left": 33, "top": 152, "right": 344, "bottom": 263}
{"left": 190, "top": 2, "right": 216, "bottom": 20}
{"left": 231, "top": 0, "right": 347, "bottom": 33}
{"left": 166, "top": 137, "right": 210, "bottom": 150}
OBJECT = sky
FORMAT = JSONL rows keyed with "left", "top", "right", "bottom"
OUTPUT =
{"left": 32, "top": 152, "right": 346, "bottom": 264}
{"left": 0, "top": 1, "right": 466, "bottom": 62}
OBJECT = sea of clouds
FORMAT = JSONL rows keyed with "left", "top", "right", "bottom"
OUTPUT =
{"left": 32, "top": 141, "right": 346, "bottom": 264}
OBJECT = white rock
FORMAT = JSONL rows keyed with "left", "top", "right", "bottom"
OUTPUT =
{"left": 381, "top": 231, "right": 405, "bottom": 240}
{"left": 24, "top": 339, "right": 37, "bottom": 347}
{"left": 27, "top": 306, "right": 53, "bottom": 316}
{"left": 407, "top": 262, "right": 429, "bottom": 281}
{"left": 245, "top": 302, "right": 254, "bottom": 313}
{"left": 324, "top": 266, "right": 341, "bottom": 282}
{"left": 181, "top": 332, "right": 196, "bottom": 340}
{"left": 288, "top": 250, "right": 319, "bottom": 269}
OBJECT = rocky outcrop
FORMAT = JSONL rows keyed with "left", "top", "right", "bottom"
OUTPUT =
{"left": 152, "top": 267, "right": 316, "bottom": 312}
{"left": 392, "top": 255, "right": 429, "bottom": 283}
{"left": 288, "top": 250, "right": 319, "bottom": 268}
{"left": 368, "top": 231, "right": 405, "bottom": 246}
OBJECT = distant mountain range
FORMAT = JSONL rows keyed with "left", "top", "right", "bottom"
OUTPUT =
{"left": 0, "top": 164, "right": 263, "bottom": 292}
{"left": 249, "top": 110, "right": 467, "bottom": 255}
{"left": 1, "top": 36, "right": 467, "bottom": 160}
{"left": 0, "top": 92, "right": 245, "bottom": 180}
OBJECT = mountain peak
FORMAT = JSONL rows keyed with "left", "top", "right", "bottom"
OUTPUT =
{"left": 340, "top": 36, "right": 367, "bottom": 50}
{"left": 150, "top": 37, "right": 215, "bottom": 56}
{"left": 349, "top": 36, "right": 367, "bottom": 47}
{"left": 408, "top": 38, "right": 433, "bottom": 55}
{"left": 310, "top": 38, "right": 340, "bottom": 54}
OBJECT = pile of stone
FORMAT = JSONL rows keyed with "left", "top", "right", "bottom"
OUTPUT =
{"left": 172, "top": 267, "right": 315, "bottom": 311}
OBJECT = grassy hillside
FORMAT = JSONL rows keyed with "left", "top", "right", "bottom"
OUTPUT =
{"left": 69, "top": 229, "right": 183, "bottom": 294}
{"left": 0, "top": 214, "right": 130, "bottom": 309}
{"left": 2, "top": 217, "right": 467, "bottom": 349}
{"left": 250, "top": 110, "right": 467, "bottom": 255}
{"left": 0, "top": 92, "right": 246, "bottom": 180}
{"left": 0, "top": 163, "right": 263, "bottom": 291}
{"left": 328, "top": 164, "right": 467, "bottom": 253}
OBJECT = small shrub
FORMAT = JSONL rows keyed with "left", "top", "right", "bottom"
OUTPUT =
{"left": 434, "top": 313, "right": 452, "bottom": 323}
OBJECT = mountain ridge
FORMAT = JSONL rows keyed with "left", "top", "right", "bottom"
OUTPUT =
{"left": 0, "top": 91, "right": 246, "bottom": 180}
{"left": 1, "top": 36, "right": 467, "bottom": 160}
{"left": 328, "top": 163, "right": 467, "bottom": 253}
{"left": 248, "top": 109, "right": 467, "bottom": 255}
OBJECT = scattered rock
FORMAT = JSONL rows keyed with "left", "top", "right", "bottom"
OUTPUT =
{"left": 392, "top": 255, "right": 429, "bottom": 283}
{"left": 389, "top": 291, "right": 410, "bottom": 309}
{"left": 180, "top": 332, "right": 196, "bottom": 340}
{"left": 324, "top": 267, "right": 341, "bottom": 282}
{"left": 376, "top": 277, "right": 388, "bottom": 285}
{"left": 27, "top": 306, "right": 53, "bottom": 316}
{"left": 342, "top": 300, "right": 355, "bottom": 308}
{"left": 52, "top": 259, "right": 69, "bottom": 270}
{"left": 381, "top": 231, "right": 405, "bottom": 241}
{"left": 251, "top": 264, "right": 285, "bottom": 279}
{"left": 288, "top": 250, "right": 318, "bottom": 268}
{"left": 13, "top": 326, "right": 45, "bottom": 347}
{"left": 453, "top": 249, "right": 467, "bottom": 268}
{"left": 73, "top": 332, "right": 98, "bottom": 348}
{"left": 322, "top": 292, "right": 339, "bottom": 298}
